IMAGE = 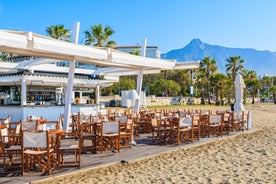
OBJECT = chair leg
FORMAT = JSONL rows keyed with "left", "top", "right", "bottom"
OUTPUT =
{"left": 3, "top": 151, "right": 7, "bottom": 172}
{"left": 21, "top": 155, "right": 24, "bottom": 176}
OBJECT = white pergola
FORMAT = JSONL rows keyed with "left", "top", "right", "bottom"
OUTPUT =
{"left": 0, "top": 28, "right": 199, "bottom": 131}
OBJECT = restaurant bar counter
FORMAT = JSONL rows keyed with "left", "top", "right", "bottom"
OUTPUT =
{"left": 0, "top": 104, "right": 106, "bottom": 122}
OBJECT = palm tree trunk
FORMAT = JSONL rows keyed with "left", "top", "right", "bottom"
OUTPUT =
{"left": 215, "top": 89, "right": 219, "bottom": 106}
{"left": 207, "top": 82, "right": 211, "bottom": 104}
{"left": 252, "top": 96, "right": 255, "bottom": 104}
{"left": 252, "top": 88, "right": 256, "bottom": 104}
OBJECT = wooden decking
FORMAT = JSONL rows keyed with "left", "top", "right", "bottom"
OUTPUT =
{"left": 0, "top": 129, "right": 255, "bottom": 184}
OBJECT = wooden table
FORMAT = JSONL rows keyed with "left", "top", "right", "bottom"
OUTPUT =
{"left": 0, "top": 125, "right": 7, "bottom": 129}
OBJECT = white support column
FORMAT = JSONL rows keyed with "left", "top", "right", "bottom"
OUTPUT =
{"left": 79, "top": 91, "right": 83, "bottom": 103}
{"left": 134, "top": 38, "right": 147, "bottom": 114}
{"left": 62, "top": 84, "right": 66, "bottom": 104}
{"left": 63, "top": 22, "right": 80, "bottom": 131}
{"left": 21, "top": 78, "right": 27, "bottom": 105}
{"left": 135, "top": 70, "right": 143, "bottom": 113}
{"left": 95, "top": 84, "right": 100, "bottom": 105}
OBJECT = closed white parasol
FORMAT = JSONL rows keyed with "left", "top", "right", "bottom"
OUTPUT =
{"left": 126, "top": 89, "right": 140, "bottom": 145}
{"left": 234, "top": 73, "right": 246, "bottom": 112}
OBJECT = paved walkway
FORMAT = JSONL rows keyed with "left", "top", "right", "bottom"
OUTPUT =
{"left": 0, "top": 130, "right": 255, "bottom": 184}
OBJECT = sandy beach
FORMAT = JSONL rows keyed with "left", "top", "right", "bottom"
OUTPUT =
{"left": 35, "top": 104, "right": 276, "bottom": 184}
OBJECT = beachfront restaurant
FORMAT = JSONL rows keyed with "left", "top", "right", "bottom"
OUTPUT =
{"left": 0, "top": 28, "right": 213, "bottom": 178}
{"left": 0, "top": 61, "right": 116, "bottom": 122}
{"left": 0, "top": 29, "right": 199, "bottom": 129}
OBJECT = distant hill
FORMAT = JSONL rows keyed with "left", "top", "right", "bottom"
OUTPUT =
{"left": 161, "top": 39, "right": 276, "bottom": 75}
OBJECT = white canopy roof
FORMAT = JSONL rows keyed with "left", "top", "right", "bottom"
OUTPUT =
{"left": 0, "top": 62, "right": 116, "bottom": 88}
{"left": 0, "top": 29, "right": 199, "bottom": 82}
{"left": 94, "top": 61, "right": 200, "bottom": 77}
{"left": 0, "top": 30, "right": 185, "bottom": 70}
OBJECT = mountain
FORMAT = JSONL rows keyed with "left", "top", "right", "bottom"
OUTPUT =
{"left": 161, "top": 39, "right": 276, "bottom": 75}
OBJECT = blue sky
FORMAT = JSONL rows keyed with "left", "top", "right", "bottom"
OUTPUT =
{"left": 0, "top": 0, "right": 275, "bottom": 53}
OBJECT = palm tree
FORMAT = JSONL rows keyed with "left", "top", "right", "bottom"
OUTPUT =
{"left": 129, "top": 49, "right": 140, "bottom": 56}
{"left": 0, "top": 52, "right": 15, "bottom": 62}
{"left": 224, "top": 74, "right": 234, "bottom": 105}
{"left": 199, "top": 56, "right": 218, "bottom": 104}
{"left": 225, "top": 56, "right": 245, "bottom": 83}
{"left": 83, "top": 24, "right": 116, "bottom": 47}
{"left": 46, "top": 25, "right": 71, "bottom": 41}
{"left": 261, "top": 75, "right": 273, "bottom": 98}
{"left": 242, "top": 69, "right": 258, "bottom": 104}
{"left": 210, "top": 73, "right": 227, "bottom": 105}
{"left": 0, "top": 52, "right": 9, "bottom": 62}
{"left": 250, "top": 79, "right": 261, "bottom": 104}
{"left": 172, "top": 69, "right": 191, "bottom": 96}
{"left": 195, "top": 72, "right": 207, "bottom": 104}
{"left": 270, "top": 86, "right": 276, "bottom": 104}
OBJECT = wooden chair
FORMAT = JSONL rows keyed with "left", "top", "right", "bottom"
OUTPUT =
{"left": 188, "top": 109, "right": 199, "bottom": 115}
{"left": 120, "top": 119, "right": 133, "bottom": 149}
{"left": 35, "top": 119, "right": 48, "bottom": 132}
{"left": 21, "top": 130, "right": 54, "bottom": 176}
{"left": 176, "top": 116, "right": 194, "bottom": 144}
{"left": 80, "top": 114, "right": 97, "bottom": 153}
{"left": 107, "top": 110, "right": 116, "bottom": 121}
{"left": 1, "top": 127, "right": 21, "bottom": 171}
{"left": 216, "top": 109, "right": 227, "bottom": 115}
{"left": 1, "top": 115, "right": 12, "bottom": 132}
{"left": 98, "top": 121, "right": 121, "bottom": 153}
{"left": 199, "top": 113, "right": 209, "bottom": 137}
{"left": 151, "top": 118, "right": 171, "bottom": 144}
{"left": 229, "top": 111, "right": 245, "bottom": 131}
{"left": 207, "top": 114, "right": 224, "bottom": 137}
{"left": 136, "top": 115, "right": 152, "bottom": 134}
{"left": 200, "top": 109, "right": 211, "bottom": 115}
{"left": 8, "top": 123, "right": 21, "bottom": 146}
{"left": 77, "top": 112, "right": 91, "bottom": 133}
{"left": 21, "top": 120, "right": 37, "bottom": 132}
{"left": 179, "top": 111, "right": 189, "bottom": 118}
{"left": 69, "top": 113, "right": 79, "bottom": 135}
{"left": 151, "top": 118, "right": 160, "bottom": 143}
{"left": 192, "top": 117, "right": 201, "bottom": 141}
{"left": 59, "top": 129, "right": 82, "bottom": 169}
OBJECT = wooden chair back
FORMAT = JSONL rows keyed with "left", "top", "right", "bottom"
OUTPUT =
{"left": 179, "top": 116, "right": 194, "bottom": 127}
{"left": 115, "top": 116, "right": 127, "bottom": 124}
{"left": 21, "top": 130, "right": 53, "bottom": 175}
{"left": 21, "top": 120, "right": 37, "bottom": 131}
{"left": 207, "top": 114, "right": 224, "bottom": 137}
{"left": 23, "top": 131, "right": 47, "bottom": 148}
{"left": 99, "top": 121, "right": 121, "bottom": 153}
{"left": 102, "top": 121, "right": 120, "bottom": 134}
{"left": 1, "top": 128, "right": 8, "bottom": 145}
{"left": 1, "top": 115, "right": 11, "bottom": 129}
{"left": 209, "top": 114, "right": 223, "bottom": 125}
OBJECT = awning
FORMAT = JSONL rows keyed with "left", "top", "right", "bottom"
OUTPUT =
{"left": 0, "top": 30, "right": 180, "bottom": 70}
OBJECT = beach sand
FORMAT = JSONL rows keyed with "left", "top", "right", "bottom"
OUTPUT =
{"left": 35, "top": 104, "right": 276, "bottom": 184}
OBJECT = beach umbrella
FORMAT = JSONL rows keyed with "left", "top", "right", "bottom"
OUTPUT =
{"left": 234, "top": 73, "right": 246, "bottom": 112}
{"left": 126, "top": 90, "right": 139, "bottom": 145}
{"left": 127, "top": 90, "right": 140, "bottom": 117}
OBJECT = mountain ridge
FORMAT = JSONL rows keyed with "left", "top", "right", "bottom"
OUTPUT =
{"left": 161, "top": 39, "right": 276, "bottom": 75}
